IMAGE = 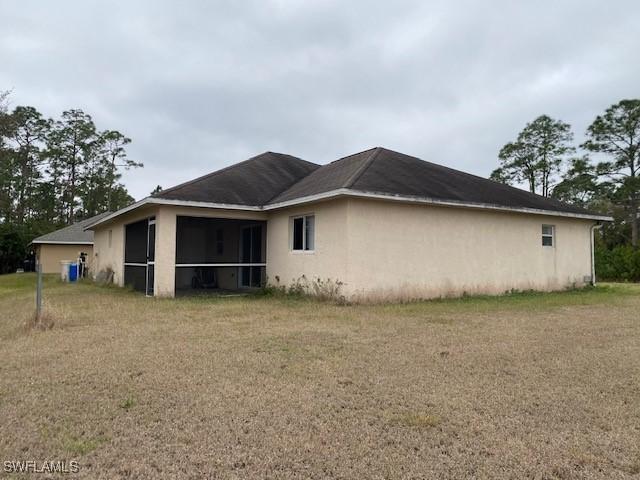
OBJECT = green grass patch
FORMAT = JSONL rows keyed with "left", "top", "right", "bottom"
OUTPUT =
{"left": 389, "top": 412, "right": 442, "bottom": 429}
{"left": 119, "top": 395, "right": 136, "bottom": 410}
{"left": 0, "top": 273, "right": 59, "bottom": 296}
{"left": 62, "top": 434, "right": 107, "bottom": 455}
{"left": 376, "top": 283, "right": 639, "bottom": 317}
{"left": 1, "top": 272, "right": 637, "bottom": 316}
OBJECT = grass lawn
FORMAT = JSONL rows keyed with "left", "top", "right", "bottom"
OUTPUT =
{"left": 0, "top": 274, "right": 639, "bottom": 479}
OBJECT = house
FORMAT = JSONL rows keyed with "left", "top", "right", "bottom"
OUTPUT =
{"left": 31, "top": 212, "right": 111, "bottom": 274}
{"left": 85, "top": 147, "right": 611, "bottom": 300}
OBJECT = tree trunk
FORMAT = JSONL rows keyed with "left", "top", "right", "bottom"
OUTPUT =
{"left": 68, "top": 160, "right": 76, "bottom": 224}
{"left": 631, "top": 158, "right": 638, "bottom": 248}
{"left": 632, "top": 200, "right": 639, "bottom": 248}
{"left": 67, "top": 134, "right": 78, "bottom": 224}
{"left": 107, "top": 155, "right": 115, "bottom": 211}
{"left": 15, "top": 139, "right": 31, "bottom": 223}
{"left": 528, "top": 172, "right": 536, "bottom": 194}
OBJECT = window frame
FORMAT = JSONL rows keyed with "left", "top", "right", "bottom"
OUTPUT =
{"left": 291, "top": 214, "right": 315, "bottom": 252}
{"left": 542, "top": 224, "right": 555, "bottom": 247}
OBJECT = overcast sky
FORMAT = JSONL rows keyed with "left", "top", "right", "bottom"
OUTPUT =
{"left": 2, "top": 1, "right": 639, "bottom": 200}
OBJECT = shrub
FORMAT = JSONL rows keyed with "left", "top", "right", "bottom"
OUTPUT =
{"left": 310, "top": 277, "right": 345, "bottom": 302}
{"left": 595, "top": 245, "right": 640, "bottom": 282}
{"left": 261, "top": 275, "right": 346, "bottom": 303}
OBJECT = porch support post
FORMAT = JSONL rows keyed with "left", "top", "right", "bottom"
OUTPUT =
{"left": 155, "top": 208, "right": 176, "bottom": 297}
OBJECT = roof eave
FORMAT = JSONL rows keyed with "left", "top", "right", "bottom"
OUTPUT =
{"left": 85, "top": 188, "right": 613, "bottom": 229}
{"left": 84, "top": 197, "right": 263, "bottom": 230}
{"left": 31, "top": 241, "right": 94, "bottom": 245}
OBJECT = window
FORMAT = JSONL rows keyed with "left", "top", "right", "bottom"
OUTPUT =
{"left": 292, "top": 215, "right": 315, "bottom": 251}
{"left": 542, "top": 224, "right": 554, "bottom": 247}
{"left": 108, "top": 229, "right": 112, "bottom": 248}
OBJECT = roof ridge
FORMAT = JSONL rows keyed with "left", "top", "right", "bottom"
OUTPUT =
{"left": 371, "top": 147, "right": 577, "bottom": 208}
{"left": 265, "top": 151, "right": 320, "bottom": 169}
{"left": 326, "top": 146, "right": 378, "bottom": 165}
{"left": 263, "top": 160, "right": 322, "bottom": 204}
{"left": 153, "top": 155, "right": 259, "bottom": 197}
{"left": 155, "top": 152, "right": 316, "bottom": 198}
{"left": 414, "top": 154, "right": 574, "bottom": 206}
{"left": 343, "top": 147, "right": 381, "bottom": 189}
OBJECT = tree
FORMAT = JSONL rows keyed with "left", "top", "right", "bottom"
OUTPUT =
{"left": 77, "top": 130, "right": 141, "bottom": 216}
{"left": 0, "top": 223, "right": 28, "bottom": 274}
{"left": 46, "top": 110, "right": 99, "bottom": 223}
{"left": 552, "top": 156, "right": 602, "bottom": 207}
{"left": 0, "top": 97, "right": 140, "bottom": 273}
{"left": 107, "top": 184, "right": 134, "bottom": 212}
{"left": 0, "top": 90, "right": 9, "bottom": 113}
{"left": 492, "top": 115, "right": 574, "bottom": 196}
{"left": 100, "top": 130, "right": 141, "bottom": 209}
{"left": 491, "top": 140, "right": 537, "bottom": 191}
{"left": 583, "top": 99, "right": 640, "bottom": 247}
{"left": 0, "top": 104, "right": 52, "bottom": 224}
{"left": 0, "top": 91, "right": 12, "bottom": 223}
{"left": 4, "top": 107, "right": 50, "bottom": 223}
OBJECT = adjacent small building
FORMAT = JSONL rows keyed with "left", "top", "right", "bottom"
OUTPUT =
{"left": 31, "top": 212, "right": 111, "bottom": 274}
{"left": 85, "top": 148, "right": 611, "bottom": 300}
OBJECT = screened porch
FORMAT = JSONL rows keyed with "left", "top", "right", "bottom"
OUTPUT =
{"left": 174, "top": 216, "right": 266, "bottom": 295}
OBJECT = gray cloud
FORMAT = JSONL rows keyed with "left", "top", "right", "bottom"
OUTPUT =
{"left": 1, "top": 0, "right": 639, "bottom": 199}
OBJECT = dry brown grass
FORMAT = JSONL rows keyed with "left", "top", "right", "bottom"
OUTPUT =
{"left": 0, "top": 274, "right": 639, "bottom": 479}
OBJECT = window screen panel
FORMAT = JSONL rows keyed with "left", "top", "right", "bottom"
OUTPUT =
{"left": 125, "top": 220, "right": 148, "bottom": 263}
{"left": 240, "top": 266, "right": 251, "bottom": 287}
{"left": 147, "top": 223, "right": 155, "bottom": 262}
{"left": 124, "top": 265, "right": 147, "bottom": 292}
{"left": 251, "top": 225, "right": 262, "bottom": 262}
{"left": 176, "top": 216, "right": 243, "bottom": 264}
{"left": 250, "top": 266, "right": 262, "bottom": 287}
{"left": 216, "top": 229, "right": 224, "bottom": 255}
{"left": 304, "top": 215, "right": 315, "bottom": 251}
{"left": 241, "top": 227, "right": 252, "bottom": 263}
{"left": 146, "top": 265, "right": 154, "bottom": 296}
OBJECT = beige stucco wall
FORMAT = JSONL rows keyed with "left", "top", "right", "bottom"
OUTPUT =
{"left": 90, "top": 197, "right": 594, "bottom": 300}
{"left": 36, "top": 244, "right": 93, "bottom": 274}
{"left": 92, "top": 205, "right": 159, "bottom": 288}
{"left": 341, "top": 198, "right": 594, "bottom": 301}
{"left": 266, "top": 199, "right": 349, "bottom": 289}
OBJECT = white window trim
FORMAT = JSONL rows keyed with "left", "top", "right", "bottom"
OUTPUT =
{"left": 290, "top": 214, "right": 315, "bottom": 253}
{"left": 542, "top": 224, "right": 555, "bottom": 247}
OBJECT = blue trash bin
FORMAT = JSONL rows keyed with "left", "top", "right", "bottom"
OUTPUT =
{"left": 69, "top": 263, "right": 78, "bottom": 282}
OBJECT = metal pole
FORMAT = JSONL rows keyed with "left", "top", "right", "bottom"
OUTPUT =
{"left": 590, "top": 223, "right": 602, "bottom": 286}
{"left": 36, "top": 263, "right": 42, "bottom": 319}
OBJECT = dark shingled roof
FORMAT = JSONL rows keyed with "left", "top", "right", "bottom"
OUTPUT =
{"left": 32, "top": 212, "right": 112, "bottom": 244}
{"left": 93, "top": 147, "right": 605, "bottom": 225}
{"left": 269, "top": 147, "right": 596, "bottom": 216}
{"left": 152, "top": 151, "right": 319, "bottom": 205}
{"left": 268, "top": 148, "right": 375, "bottom": 203}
